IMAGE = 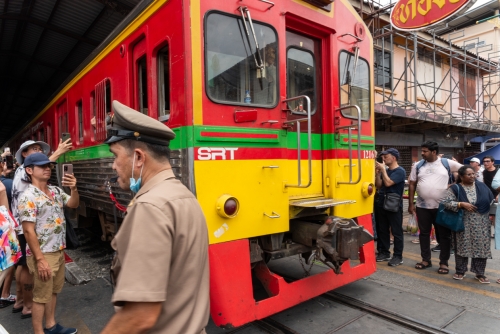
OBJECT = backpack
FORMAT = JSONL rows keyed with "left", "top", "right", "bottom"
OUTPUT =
{"left": 416, "top": 158, "right": 454, "bottom": 185}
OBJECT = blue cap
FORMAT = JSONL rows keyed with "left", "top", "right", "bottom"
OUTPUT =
{"left": 380, "top": 148, "right": 400, "bottom": 160}
{"left": 23, "top": 153, "right": 57, "bottom": 167}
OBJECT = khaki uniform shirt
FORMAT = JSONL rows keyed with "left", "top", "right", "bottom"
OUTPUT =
{"left": 111, "top": 169, "right": 209, "bottom": 333}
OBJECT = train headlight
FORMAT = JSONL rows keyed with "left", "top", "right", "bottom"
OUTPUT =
{"left": 216, "top": 195, "right": 239, "bottom": 218}
{"left": 361, "top": 182, "right": 375, "bottom": 198}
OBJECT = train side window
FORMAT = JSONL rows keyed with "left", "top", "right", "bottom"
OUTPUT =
{"left": 47, "top": 124, "right": 52, "bottom": 149}
{"left": 287, "top": 47, "right": 316, "bottom": 113}
{"left": 338, "top": 51, "right": 370, "bottom": 120}
{"left": 137, "top": 57, "right": 148, "bottom": 115}
{"left": 39, "top": 129, "right": 44, "bottom": 142}
{"left": 205, "top": 12, "right": 278, "bottom": 107}
{"left": 157, "top": 45, "right": 170, "bottom": 122}
{"left": 92, "top": 79, "right": 111, "bottom": 142}
{"left": 77, "top": 100, "right": 83, "bottom": 143}
{"left": 91, "top": 91, "right": 96, "bottom": 141}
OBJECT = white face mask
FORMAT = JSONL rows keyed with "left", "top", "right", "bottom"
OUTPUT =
{"left": 129, "top": 153, "right": 144, "bottom": 193}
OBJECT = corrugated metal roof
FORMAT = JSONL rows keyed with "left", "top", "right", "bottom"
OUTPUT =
{"left": 0, "top": 0, "right": 143, "bottom": 144}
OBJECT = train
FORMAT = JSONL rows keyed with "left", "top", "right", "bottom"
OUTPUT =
{"left": 6, "top": 0, "right": 377, "bottom": 327}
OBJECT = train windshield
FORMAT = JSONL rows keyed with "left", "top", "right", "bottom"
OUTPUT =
{"left": 205, "top": 12, "right": 278, "bottom": 107}
{"left": 339, "top": 51, "right": 370, "bottom": 120}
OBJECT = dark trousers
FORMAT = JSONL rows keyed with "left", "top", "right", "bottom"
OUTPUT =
{"left": 416, "top": 207, "right": 451, "bottom": 266}
{"left": 455, "top": 254, "right": 487, "bottom": 276}
{"left": 375, "top": 206, "right": 404, "bottom": 258}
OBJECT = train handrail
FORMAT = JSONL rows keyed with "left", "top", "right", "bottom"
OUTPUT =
{"left": 282, "top": 95, "right": 312, "bottom": 188}
{"left": 336, "top": 105, "right": 362, "bottom": 185}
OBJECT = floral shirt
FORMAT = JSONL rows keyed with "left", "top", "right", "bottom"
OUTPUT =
{"left": 0, "top": 206, "right": 22, "bottom": 270}
{"left": 18, "top": 185, "right": 70, "bottom": 255}
{"left": 11, "top": 165, "right": 30, "bottom": 234}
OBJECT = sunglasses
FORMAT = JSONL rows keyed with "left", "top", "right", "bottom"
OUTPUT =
{"left": 34, "top": 163, "right": 55, "bottom": 170}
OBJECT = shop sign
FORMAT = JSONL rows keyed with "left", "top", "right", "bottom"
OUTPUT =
{"left": 391, "top": 0, "right": 476, "bottom": 31}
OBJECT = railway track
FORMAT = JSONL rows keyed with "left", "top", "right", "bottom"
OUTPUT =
{"left": 217, "top": 290, "right": 457, "bottom": 334}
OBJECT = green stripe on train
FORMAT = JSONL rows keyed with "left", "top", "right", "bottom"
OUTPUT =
{"left": 57, "top": 126, "right": 374, "bottom": 162}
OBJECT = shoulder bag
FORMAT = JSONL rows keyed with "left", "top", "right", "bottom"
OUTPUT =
{"left": 435, "top": 185, "right": 464, "bottom": 232}
{"left": 383, "top": 193, "right": 401, "bottom": 212}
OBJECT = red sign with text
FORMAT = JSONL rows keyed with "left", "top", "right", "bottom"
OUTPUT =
{"left": 391, "top": 0, "right": 476, "bottom": 31}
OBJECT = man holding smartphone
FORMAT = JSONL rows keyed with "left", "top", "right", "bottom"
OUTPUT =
{"left": 18, "top": 153, "right": 79, "bottom": 334}
{"left": 10, "top": 138, "right": 72, "bottom": 319}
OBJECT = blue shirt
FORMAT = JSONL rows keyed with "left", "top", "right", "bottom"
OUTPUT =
{"left": 376, "top": 167, "right": 406, "bottom": 207}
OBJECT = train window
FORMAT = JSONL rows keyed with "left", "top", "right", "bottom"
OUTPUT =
{"left": 105, "top": 81, "right": 111, "bottom": 114}
{"left": 287, "top": 47, "right": 316, "bottom": 113}
{"left": 157, "top": 45, "right": 170, "bottom": 122}
{"left": 47, "top": 124, "right": 51, "bottom": 148}
{"left": 205, "top": 12, "right": 278, "bottom": 107}
{"left": 91, "top": 91, "right": 96, "bottom": 141}
{"left": 39, "top": 129, "right": 44, "bottom": 142}
{"left": 77, "top": 100, "right": 83, "bottom": 143}
{"left": 339, "top": 51, "right": 370, "bottom": 120}
{"left": 137, "top": 57, "right": 148, "bottom": 115}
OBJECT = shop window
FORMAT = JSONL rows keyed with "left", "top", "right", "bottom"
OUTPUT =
{"left": 157, "top": 45, "right": 170, "bottom": 121}
{"left": 205, "top": 12, "right": 278, "bottom": 107}
{"left": 374, "top": 48, "right": 391, "bottom": 90}
{"left": 459, "top": 70, "right": 476, "bottom": 110}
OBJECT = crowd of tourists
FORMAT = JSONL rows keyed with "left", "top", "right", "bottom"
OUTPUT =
{"left": 375, "top": 141, "right": 499, "bottom": 284}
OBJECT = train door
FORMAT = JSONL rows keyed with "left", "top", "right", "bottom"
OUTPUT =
{"left": 285, "top": 30, "right": 324, "bottom": 203}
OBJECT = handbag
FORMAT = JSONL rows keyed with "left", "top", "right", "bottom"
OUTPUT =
{"left": 383, "top": 192, "right": 401, "bottom": 212}
{"left": 435, "top": 185, "right": 464, "bottom": 232}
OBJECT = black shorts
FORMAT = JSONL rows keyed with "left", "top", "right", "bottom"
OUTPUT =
{"left": 17, "top": 234, "right": 27, "bottom": 266}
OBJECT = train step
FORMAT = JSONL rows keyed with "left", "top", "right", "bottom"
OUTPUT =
{"left": 289, "top": 197, "right": 356, "bottom": 209}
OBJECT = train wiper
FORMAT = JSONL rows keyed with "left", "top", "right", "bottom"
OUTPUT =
{"left": 238, "top": 6, "right": 264, "bottom": 70}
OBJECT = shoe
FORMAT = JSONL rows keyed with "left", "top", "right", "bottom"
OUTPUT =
{"left": 388, "top": 256, "right": 403, "bottom": 266}
{"left": 44, "top": 323, "right": 77, "bottom": 334}
{"left": 0, "top": 295, "right": 16, "bottom": 302}
{"left": 376, "top": 253, "right": 390, "bottom": 262}
{"left": 0, "top": 299, "right": 14, "bottom": 309}
{"left": 431, "top": 245, "right": 441, "bottom": 252}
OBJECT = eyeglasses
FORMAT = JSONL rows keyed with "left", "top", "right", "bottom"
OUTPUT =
{"left": 483, "top": 160, "right": 492, "bottom": 163}
{"left": 34, "top": 163, "right": 55, "bottom": 170}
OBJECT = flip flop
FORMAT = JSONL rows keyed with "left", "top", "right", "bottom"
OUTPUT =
{"left": 475, "top": 275, "right": 490, "bottom": 284}
{"left": 21, "top": 313, "right": 32, "bottom": 319}
{"left": 12, "top": 307, "right": 22, "bottom": 313}
{"left": 415, "top": 261, "right": 432, "bottom": 269}
{"left": 496, "top": 278, "right": 500, "bottom": 284}
{"left": 453, "top": 274, "right": 466, "bottom": 280}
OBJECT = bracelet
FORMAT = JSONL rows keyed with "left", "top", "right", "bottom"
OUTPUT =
{"left": 457, "top": 202, "right": 461, "bottom": 208}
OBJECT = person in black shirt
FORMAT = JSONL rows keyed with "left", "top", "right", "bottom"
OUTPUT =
{"left": 375, "top": 148, "right": 406, "bottom": 266}
{"left": 482, "top": 156, "right": 498, "bottom": 197}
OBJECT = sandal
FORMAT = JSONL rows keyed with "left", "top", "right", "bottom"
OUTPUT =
{"left": 475, "top": 275, "right": 490, "bottom": 284}
{"left": 496, "top": 278, "right": 500, "bottom": 284}
{"left": 453, "top": 273, "right": 466, "bottom": 280}
{"left": 415, "top": 261, "right": 432, "bottom": 270}
{"left": 438, "top": 267, "right": 449, "bottom": 274}
{"left": 411, "top": 239, "right": 420, "bottom": 244}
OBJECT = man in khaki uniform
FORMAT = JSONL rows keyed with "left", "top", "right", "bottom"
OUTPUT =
{"left": 101, "top": 101, "right": 209, "bottom": 334}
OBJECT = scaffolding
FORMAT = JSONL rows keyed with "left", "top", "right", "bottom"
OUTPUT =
{"left": 353, "top": 0, "right": 500, "bottom": 134}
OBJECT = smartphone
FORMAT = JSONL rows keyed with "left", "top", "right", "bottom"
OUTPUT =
{"left": 376, "top": 155, "right": 383, "bottom": 163}
{"left": 62, "top": 164, "right": 73, "bottom": 175}
{"left": 4, "top": 147, "right": 10, "bottom": 153}
{"left": 5, "top": 155, "right": 13, "bottom": 169}
{"left": 61, "top": 132, "right": 71, "bottom": 143}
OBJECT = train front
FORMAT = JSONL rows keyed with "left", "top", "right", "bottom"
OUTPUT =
{"left": 192, "top": 0, "right": 376, "bottom": 327}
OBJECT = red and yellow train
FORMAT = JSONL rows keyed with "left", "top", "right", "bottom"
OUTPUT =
{"left": 7, "top": 0, "right": 376, "bottom": 327}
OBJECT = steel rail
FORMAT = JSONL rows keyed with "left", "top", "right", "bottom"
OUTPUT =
{"left": 323, "top": 291, "right": 456, "bottom": 334}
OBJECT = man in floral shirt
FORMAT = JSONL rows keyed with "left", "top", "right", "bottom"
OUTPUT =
{"left": 18, "top": 153, "right": 79, "bottom": 334}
